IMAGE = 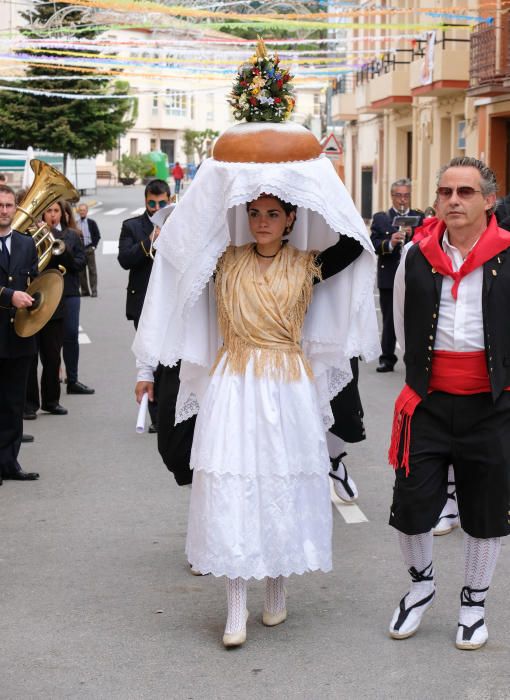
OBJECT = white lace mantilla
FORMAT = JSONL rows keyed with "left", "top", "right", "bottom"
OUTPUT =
{"left": 132, "top": 154, "right": 380, "bottom": 426}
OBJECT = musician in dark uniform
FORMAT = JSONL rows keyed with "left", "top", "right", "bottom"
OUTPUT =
{"left": 0, "top": 185, "right": 39, "bottom": 483}
{"left": 370, "top": 179, "right": 423, "bottom": 372}
{"left": 118, "top": 179, "right": 171, "bottom": 432}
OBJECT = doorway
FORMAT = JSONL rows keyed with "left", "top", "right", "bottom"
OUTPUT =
{"left": 160, "top": 139, "right": 175, "bottom": 166}
{"left": 361, "top": 168, "right": 373, "bottom": 220}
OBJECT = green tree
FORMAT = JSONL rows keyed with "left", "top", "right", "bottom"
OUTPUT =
{"left": 183, "top": 129, "right": 220, "bottom": 163}
{"left": 0, "top": 2, "right": 136, "bottom": 173}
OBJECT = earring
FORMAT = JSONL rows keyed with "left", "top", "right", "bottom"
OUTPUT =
{"left": 285, "top": 225, "right": 291, "bottom": 234}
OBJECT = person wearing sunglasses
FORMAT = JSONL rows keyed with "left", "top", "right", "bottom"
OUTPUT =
{"left": 118, "top": 178, "right": 171, "bottom": 432}
{"left": 388, "top": 156, "right": 510, "bottom": 651}
{"left": 370, "top": 178, "right": 423, "bottom": 373}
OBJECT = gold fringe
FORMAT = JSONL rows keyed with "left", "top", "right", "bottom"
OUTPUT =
{"left": 211, "top": 246, "right": 320, "bottom": 382}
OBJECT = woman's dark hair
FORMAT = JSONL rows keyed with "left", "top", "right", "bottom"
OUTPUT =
{"left": 43, "top": 199, "right": 65, "bottom": 225}
{"left": 246, "top": 194, "right": 298, "bottom": 234}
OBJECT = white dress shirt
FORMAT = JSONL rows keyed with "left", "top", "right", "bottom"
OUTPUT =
{"left": 394, "top": 230, "right": 485, "bottom": 353}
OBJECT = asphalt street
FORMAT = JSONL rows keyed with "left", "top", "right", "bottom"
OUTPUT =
{"left": 1, "top": 185, "right": 509, "bottom": 699}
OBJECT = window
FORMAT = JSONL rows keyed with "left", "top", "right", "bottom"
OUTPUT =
{"left": 206, "top": 92, "right": 214, "bottom": 121}
{"left": 150, "top": 138, "right": 157, "bottom": 151}
{"left": 152, "top": 94, "right": 159, "bottom": 115}
{"left": 165, "top": 90, "right": 187, "bottom": 117}
{"left": 130, "top": 138, "right": 138, "bottom": 156}
{"left": 105, "top": 149, "right": 116, "bottom": 163}
{"left": 313, "top": 93, "right": 321, "bottom": 117}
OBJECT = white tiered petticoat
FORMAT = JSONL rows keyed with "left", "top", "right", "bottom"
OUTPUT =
{"left": 185, "top": 354, "right": 333, "bottom": 580}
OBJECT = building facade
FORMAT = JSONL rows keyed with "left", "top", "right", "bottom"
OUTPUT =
{"left": 331, "top": 0, "right": 510, "bottom": 217}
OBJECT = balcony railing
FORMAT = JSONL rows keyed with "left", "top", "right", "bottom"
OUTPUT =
{"left": 355, "top": 50, "right": 412, "bottom": 87}
{"left": 469, "top": 17, "right": 509, "bottom": 90}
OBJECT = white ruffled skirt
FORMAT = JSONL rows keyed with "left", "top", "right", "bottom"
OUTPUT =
{"left": 185, "top": 353, "right": 333, "bottom": 580}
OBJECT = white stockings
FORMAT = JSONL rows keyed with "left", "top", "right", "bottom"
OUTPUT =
{"left": 225, "top": 577, "right": 247, "bottom": 634}
{"left": 397, "top": 531, "right": 435, "bottom": 606}
{"left": 265, "top": 576, "right": 286, "bottom": 615}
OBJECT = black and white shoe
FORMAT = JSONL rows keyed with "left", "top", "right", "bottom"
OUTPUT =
{"left": 456, "top": 586, "right": 489, "bottom": 650}
{"left": 329, "top": 453, "right": 358, "bottom": 503}
{"left": 390, "top": 563, "right": 435, "bottom": 639}
{"left": 432, "top": 483, "right": 459, "bottom": 536}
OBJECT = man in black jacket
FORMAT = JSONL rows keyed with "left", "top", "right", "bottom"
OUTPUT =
{"left": 118, "top": 179, "right": 170, "bottom": 328}
{"left": 77, "top": 202, "right": 101, "bottom": 297}
{"left": 370, "top": 178, "right": 423, "bottom": 372}
{"left": 0, "top": 185, "right": 40, "bottom": 483}
{"left": 118, "top": 179, "right": 170, "bottom": 431}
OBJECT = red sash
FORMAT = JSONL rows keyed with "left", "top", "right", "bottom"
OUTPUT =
{"left": 418, "top": 215, "right": 510, "bottom": 299}
{"left": 388, "top": 351, "right": 498, "bottom": 475}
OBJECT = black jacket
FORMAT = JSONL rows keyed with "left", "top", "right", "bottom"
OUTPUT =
{"left": 370, "top": 208, "right": 423, "bottom": 289}
{"left": 118, "top": 211, "right": 154, "bottom": 323}
{"left": 403, "top": 241, "right": 510, "bottom": 402}
{"left": 44, "top": 227, "right": 86, "bottom": 320}
{"left": 0, "top": 231, "right": 38, "bottom": 358}
{"left": 79, "top": 217, "right": 101, "bottom": 248}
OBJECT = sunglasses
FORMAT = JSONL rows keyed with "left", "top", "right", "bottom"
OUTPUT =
{"left": 436, "top": 186, "right": 482, "bottom": 200}
{"left": 147, "top": 200, "right": 169, "bottom": 209}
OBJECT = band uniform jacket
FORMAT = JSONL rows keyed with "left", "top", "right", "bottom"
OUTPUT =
{"left": 0, "top": 231, "right": 38, "bottom": 358}
{"left": 118, "top": 211, "right": 154, "bottom": 323}
{"left": 370, "top": 207, "right": 424, "bottom": 289}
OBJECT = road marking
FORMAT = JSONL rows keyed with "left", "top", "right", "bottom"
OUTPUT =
{"left": 88, "top": 207, "right": 103, "bottom": 216}
{"left": 330, "top": 481, "right": 369, "bottom": 524}
{"left": 104, "top": 208, "right": 127, "bottom": 216}
{"left": 102, "top": 240, "right": 118, "bottom": 255}
{"left": 131, "top": 207, "right": 145, "bottom": 216}
{"left": 78, "top": 325, "right": 91, "bottom": 344}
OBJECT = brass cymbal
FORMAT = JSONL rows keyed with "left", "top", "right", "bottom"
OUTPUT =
{"left": 14, "top": 269, "right": 64, "bottom": 338}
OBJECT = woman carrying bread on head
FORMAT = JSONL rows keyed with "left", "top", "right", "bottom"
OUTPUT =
{"left": 133, "top": 41, "right": 379, "bottom": 648}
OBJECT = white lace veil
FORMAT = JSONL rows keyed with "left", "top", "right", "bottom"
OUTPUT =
{"left": 132, "top": 154, "right": 380, "bottom": 427}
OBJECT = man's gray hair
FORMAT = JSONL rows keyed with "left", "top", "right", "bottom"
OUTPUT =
{"left": 391, "top": 178, "right": 412, "bottom": 191}
{"left": 437, "top": 157, "right": 498, "bottom": 197}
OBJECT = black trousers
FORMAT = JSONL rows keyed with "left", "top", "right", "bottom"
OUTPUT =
{"left": 134, "top": 317, "right": 159, "bottom": 426}
{"left": 390, "top": 391, "right": 510, "bottom": 539}
{"left": 26, "top": 318, "right": 64, "bottom": 411}
{"left": 379, "top": 287, "right": 397, "bottom": 367}
{"left": 329, "top": 357, "right": 366, "bottom": 443}
{"left": 157, "top": 363, "right": 195, "bottom": 486}
{"left": 0, "top": 355, "right": 32, "bottom": 475}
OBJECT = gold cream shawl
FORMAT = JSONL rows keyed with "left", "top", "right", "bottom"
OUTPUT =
{"left": 212, "top": 243, "right": 321, "bottom": 381}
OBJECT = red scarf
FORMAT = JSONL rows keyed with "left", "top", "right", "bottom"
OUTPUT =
{"left": 418, "top": 215, "right": 510, "bottom": 299}
{"left": 412, "top": 216, "right": 437, "bottom": 244}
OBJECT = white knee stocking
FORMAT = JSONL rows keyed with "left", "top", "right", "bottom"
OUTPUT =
{"left": 265, "top": 576, "right": 286, "bottom": 615}
{"left": 225, "top": 577, "right": 247, "bottom": 634}
{"left": 463, "top": 534, "right": 501, "bottom": 602}
{"left": 398, "top": 531, "right": 435, "bottom": 605}
{"left": 326, "top": 432, "right": 346, "bottom": 459}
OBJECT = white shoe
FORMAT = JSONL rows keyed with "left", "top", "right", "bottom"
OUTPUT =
{"left": 329, "top": 454, "right": 358, "bottom": 503}
{"left": 389, "top": 563, "right": 435, "bottom": 639}
{"left": 223, "top": 609, "right": 249, "bottom": 648}
{"left": 262, "top": 608, "right": 287, "bottom": 627}
{"left": 456, "top": 586, "right": 489, "bottom": 650}
{"left": 432, "top": 489, "right": 459, "bottom": 536}
{"left": 432, "top": 513, "right": 460, "bottom": 536}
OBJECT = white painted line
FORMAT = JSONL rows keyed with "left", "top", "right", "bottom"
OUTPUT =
{"left": 330, "top": 481, "right": 369, "bottom": 524}
{"left": 78, "top": 333, "right": 91, "bottom": 345}
{"left": 104, "top": 208, "right": 127, "bottom": 216}
{"left": 102, "top": 240, "right": 118, "bottom": 255}
{"left": 131, "top": 207, "right": 145, "bottom": 216}
{"left": 88, "top": 207, "right": 103, "bottom": 216}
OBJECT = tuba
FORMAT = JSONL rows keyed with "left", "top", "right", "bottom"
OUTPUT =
{"left": 12, "top": 159, "right": 79, "bottom": 338}
{"left": 12, "top": 159, "right": 79, "bottom": 272}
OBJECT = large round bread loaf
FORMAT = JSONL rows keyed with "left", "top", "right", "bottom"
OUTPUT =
{"left": 213, "top": 122, "right": 322, "bottom": 163}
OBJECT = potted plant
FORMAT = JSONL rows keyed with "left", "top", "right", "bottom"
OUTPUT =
{"left": 115, "top": 154, "right": 139, "bottom": 185}
{"left": 139, "top": 154, "right": 157, "bottom": 185}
